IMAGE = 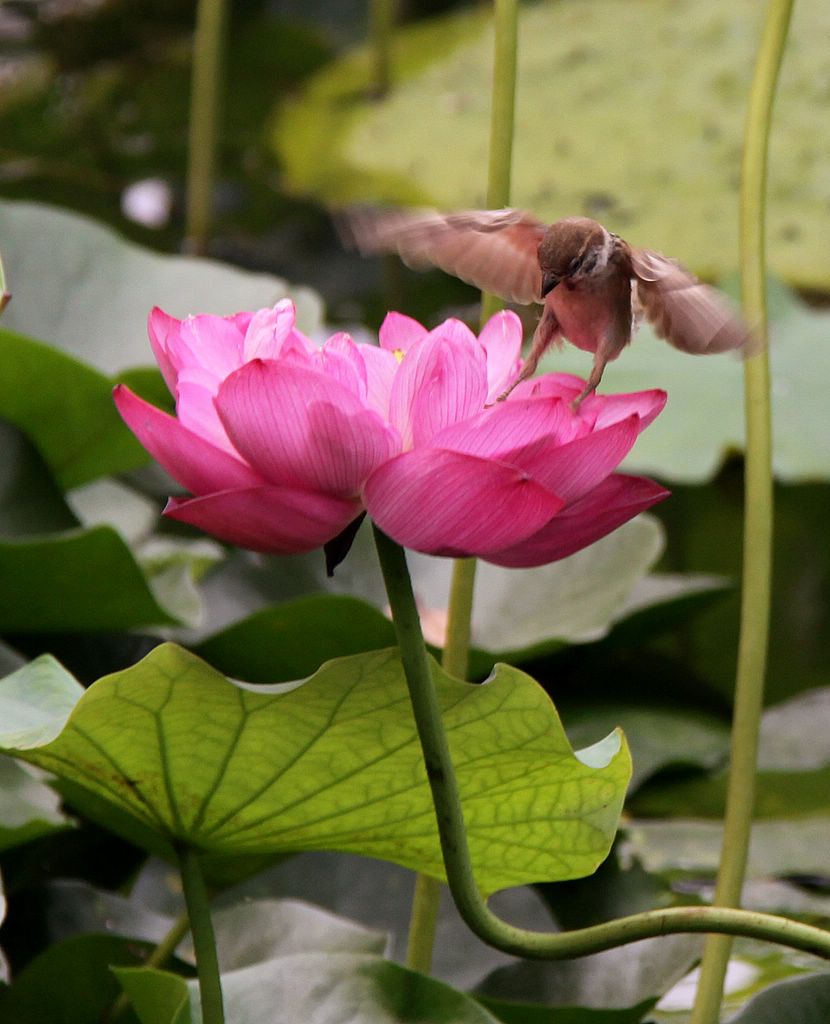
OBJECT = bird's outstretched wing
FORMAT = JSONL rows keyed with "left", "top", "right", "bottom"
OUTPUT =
{"left": 341, "top": 207, "right": 547, "bottom": 305}
{"left": 630, "top": 248, "right": 755, "bottom": 355}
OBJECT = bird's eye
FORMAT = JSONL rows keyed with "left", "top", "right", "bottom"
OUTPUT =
{"left": 567, "top": 257, "right": 582, "bottom": 275}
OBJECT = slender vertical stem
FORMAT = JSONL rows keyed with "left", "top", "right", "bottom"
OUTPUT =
{"left": 369, "top": 0, "right": 397, "bottom": 99}
{"left": 185, "top": 0, "right": 228, "bottom": 255}
{"left": 403, "top": 0, "right": 519, "bottom": 973}
{"left": 0, "top": 251, "right": 9, "bottom": 315}
{"left": 405, "top": 873, "right": 443, "bottom": 972}
{"left": 689, "top": 3, "right": 793, "bottom": 1022}
{"left": 177, "top": 845, "right": 225, "bottom": 1024}
{"left": 481, "top": 0, "right": 519, "bottom": 323}
{"left": 106, "top": 911, "right": 191, "bottom": 1023}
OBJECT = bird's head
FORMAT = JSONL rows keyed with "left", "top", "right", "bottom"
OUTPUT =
{"left": 538, "top": 217, "right": 611, "bottom": 296}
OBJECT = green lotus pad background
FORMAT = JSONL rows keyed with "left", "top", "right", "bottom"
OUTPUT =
{"left": 0, "top": 644, "right": 630, "bottom": 894}
{"left": 274, "top": 0, "right": 830, "bottom": 289}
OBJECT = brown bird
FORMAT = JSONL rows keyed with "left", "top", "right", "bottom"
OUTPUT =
{"left": 343, "top": 208, "right": 754, "bottom": 407}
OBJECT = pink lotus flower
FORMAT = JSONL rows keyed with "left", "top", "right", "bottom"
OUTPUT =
{"left": 114, "top": 300, "right": 668, "bottom": 568}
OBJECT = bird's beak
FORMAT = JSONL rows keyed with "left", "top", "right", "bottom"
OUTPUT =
{"left": 541, "top": 273, "right": 560, "bottom": 297}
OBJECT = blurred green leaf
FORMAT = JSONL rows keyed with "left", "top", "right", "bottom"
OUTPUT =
{"left": 625, "top": 817, "right": 830, "bottom": 879}
{"left": 565, "top": 705, "right": 729, "bottom": 793}
{"left": 0, "top": 199, "right": 323, "bottom": 375}
{"left": 120, "top": 955, "right": 504, "bottom": 1024}
{"left": 194, "top": 595, "right": 397, "bottom": 683}
{"left": 628, "top": 688, "right": 830, "bottom": 817}
{"left": 0, "top": 643, "right": 630, "bottom": 892}
{"left": 476, "top": 929, "right": 701, "bottom": 1022}
{"left": 726, "top": 972, "right": 830, "bottom": 1024}
{"left": 115, "top": 968, "right": 191, "bottom": 1024}
{"left": 0, "top": 755, "right": 72, "bottom": 853}
{"left": 195, "top": 515, "right": 721, "bottom": 683}
{"left": 0, "top": 934, "right": 147, "bottom": 1024}
{"left": 276, "top": 1, "right": 830, "bottom": 292}
{"left": 0, "top": 526, "right": 184, "bottom": 632}
{"left": 0, "top": 421, "right": 78, "bottom": 536}
{"left": 0, "top": 328, "right": 148, "bottom": 489}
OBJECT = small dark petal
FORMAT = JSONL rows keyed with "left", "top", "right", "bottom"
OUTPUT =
{"left": 324, "top": 512, "right": 367, "bottom": 576}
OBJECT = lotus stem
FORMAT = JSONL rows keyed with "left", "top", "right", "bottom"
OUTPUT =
{"left": 177, "top": 845, "right": 225, "bottom": 1024}
{"left": 689, "top": 2, "right": 794, "bottom": 1021}
{"left": 185, "top": 0, "right": 228, "bottom": 254}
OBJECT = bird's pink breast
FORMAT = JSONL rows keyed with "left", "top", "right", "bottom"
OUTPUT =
{"left": 548, "top": 284, "right": 614, "bottom": 353}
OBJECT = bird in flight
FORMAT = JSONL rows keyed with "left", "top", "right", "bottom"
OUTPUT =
{"left": 344, "top": 207, "right": 754, "bottom": 407}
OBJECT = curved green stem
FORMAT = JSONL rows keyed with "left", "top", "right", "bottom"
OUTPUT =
{"left": 690, "top": 2, "right": 793, "bottom": 1021}
{"left": 372, "top": 525, "right": 830, "bottom": 962}
{"left": 185, "top": 0, "right": 228, "bottom": 255}
{"left": 177, "top": 845, "right": 225, "bottom": 1024}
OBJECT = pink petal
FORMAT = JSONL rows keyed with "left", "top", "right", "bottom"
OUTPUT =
{"left": 511, "top": 374, "right": 667, "bottom": 434}
{"left": 510, "top": 372, "right": 586, "bottom": 404}
{"left": 581, "top": 388, "right": 667, "bottom": 431}
{"left": 113, "top": 385, "right": 263, "bottom": 494}
{"left": 487, "top": 474, "right": 670, "bottom": 568}
{"left": 364, "top": 448, "right": 565, "bottom": 557}
{"left": 379, "top": 311, "right": 428, "bottom": 353}
{"left": 147, "top": 307, "right": 181, "bottom": 393}
{"left": 242, "top": 300, "right": 313, "bottom": 362}
{"left": 312, "top": 332, "right": 367, "bottom": 400}
{"left": 389, "top": 323, "right": 488, "bottom": 448}
{"left": 165, "top": 487, "right": 361, "bottom": 554}
{"left": 216, "top": 359, "right": 400, "bottom": 495}
{"left": 506, "top": 415, "right": 642, "bottom": 503}
{"left": 359, "top": 343, "right": 399, "bottom": 418}
{"left": 430, "top": 397, "right": 587, "bottom": 460}
{"left": 174, "top": 377, "right": 238, "bottom": 455}
{"left": 170, "top": 313, "right": 246, "bottom": 381}
{"left": 478, "top": 310, "right": 525, "bottom": 401}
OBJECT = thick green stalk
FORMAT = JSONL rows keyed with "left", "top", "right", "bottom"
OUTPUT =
{"left": 185, "top": 0, "right": 228, "bottom": 255}
{"left": 404, "top": 0, "right": 519, "bottom": 972}
{"left": 373, "top": 525, "right": 830, "bottom": 962}
{"left": 690, "top": 2, "right": 793, "bottom": 1021}
{"left": 177, "top": 846, "right": 225, "bottom": 1024}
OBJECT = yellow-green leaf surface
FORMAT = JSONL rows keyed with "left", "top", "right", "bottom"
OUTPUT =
{"left": 274, "top": 0, "right": 830, "bottom": 289}
{"left": 0, "top": 644, "right": 630, "bottom": 893}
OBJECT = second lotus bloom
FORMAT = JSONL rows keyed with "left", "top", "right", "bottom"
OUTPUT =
{"left": 114, "top": 300, "right": 669, "bottom": 567}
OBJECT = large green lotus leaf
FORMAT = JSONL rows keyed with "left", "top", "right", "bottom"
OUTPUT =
{"left": 0, "top": 199, "right": 323, "bottom": 375}
{"left": 0, "top": 644, "right": 630, "bottom": 893}
{"left": 0, "top": 755, "right": 72, "bottom": 852}
{"left": 118, "top": 956, "right": 502, "bottom": 1024}
{"left": 275, "top": 1, "right": 830, "bottom": 290}
{"left": 0, "top": 526, "right": 182, "bottom": 631}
